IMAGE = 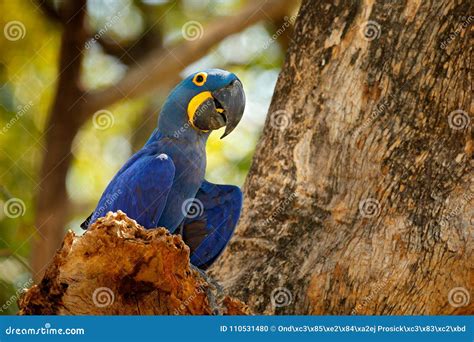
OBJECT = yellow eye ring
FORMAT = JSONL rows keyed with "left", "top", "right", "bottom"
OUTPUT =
{"left": 192, "top": 72, "right": 207, "bottom": 86}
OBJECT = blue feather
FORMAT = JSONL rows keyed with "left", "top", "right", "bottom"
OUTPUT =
{"left": 89, "top": 145, "right": 175, "bottom": 228}
{"left": 180, "top": 180, "right": 242, "bottom": 269}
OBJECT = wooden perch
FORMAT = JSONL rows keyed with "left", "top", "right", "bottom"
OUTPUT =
{"left": 19, "top": 211, "right": 249, "bottom": 315}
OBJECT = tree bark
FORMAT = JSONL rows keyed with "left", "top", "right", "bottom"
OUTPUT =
{"left": 20, "top": 211, "right": 248, "bottom": 315}
{"left": 211, "top": 0, "right": 473, "bottom": 315}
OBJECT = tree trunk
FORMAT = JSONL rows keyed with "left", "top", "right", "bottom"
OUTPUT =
{"left": 211, "top": 0, "right": 473, "bottom": 315}
{"left": 31, "top": 0, "right": 88, "bottom": 282}
{"left": 20, "top": 211, "right": 248, "bottom": 315}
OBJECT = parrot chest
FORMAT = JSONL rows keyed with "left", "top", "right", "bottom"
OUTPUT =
{"left": 156, "top": 139, "right": 207, "bottom": 231}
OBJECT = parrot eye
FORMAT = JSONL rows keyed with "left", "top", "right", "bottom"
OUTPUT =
{"left": 192, "top": 72, "right": 207, "bottom": 86}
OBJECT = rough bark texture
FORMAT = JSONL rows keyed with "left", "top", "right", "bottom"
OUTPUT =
{"left": 20, "top": 211, "right": 249, "bottom": 315}
{"left": 211, "top": 0, "right": 473, "bottom": 315}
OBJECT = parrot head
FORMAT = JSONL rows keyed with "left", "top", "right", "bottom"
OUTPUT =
{"left": 158, "top": 69, "right": 245, "bottom": 139}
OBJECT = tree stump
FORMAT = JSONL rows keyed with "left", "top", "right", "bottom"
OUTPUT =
{"left": 19, "top": 211, "right": 248, "bottom": 315}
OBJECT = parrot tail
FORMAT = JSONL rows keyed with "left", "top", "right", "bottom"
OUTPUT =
{"left": 80, "top": 212, "right": 93, "bottom": 230}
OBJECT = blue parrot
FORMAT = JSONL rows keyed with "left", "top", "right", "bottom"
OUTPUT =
{"left": 81, "top": 69, "right": 245, "bottom": 270}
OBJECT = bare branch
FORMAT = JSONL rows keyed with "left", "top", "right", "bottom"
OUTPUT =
{"left": 82, "top": 0, "right": 292, "bottom": 117}
{"left": 0, "top": 249, "right": 12, "bottom": 257}
{"left": 96, "top": 28, "right": 163, "bottom": 66}
{"left": 34, "top": 0, "right": 63, "bottom": 23}
{"left": 31, "top": 0, "right": 88, "bottom": 282}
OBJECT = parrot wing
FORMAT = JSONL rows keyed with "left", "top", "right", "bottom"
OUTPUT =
{"left": 180, "top": 180, "right": 242, "bottom": 269}
{"left": 82, "top": 151, "right": 175, "bottom": 229}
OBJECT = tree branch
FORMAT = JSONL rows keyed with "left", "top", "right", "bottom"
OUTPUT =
{"left": 96, "top": 27, "right": 163, "bottom": 66}
{"left": 34, "top": 0, "right": 63, "bottom": 23}
{"left": 31, "top": 0, "right": 88, "bottom": 282}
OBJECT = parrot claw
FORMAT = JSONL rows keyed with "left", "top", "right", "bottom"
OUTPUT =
{"left": 190, "top": 265, "right": 224, "bottom": 314}
{"left": 190, "top": 264, "right": 223, "bottom": 293}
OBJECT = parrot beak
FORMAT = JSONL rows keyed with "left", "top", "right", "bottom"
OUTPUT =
{"left": 191, "top": 80, "right": 245, "bottom": 138}
{"left": 213, "top": 80, "right": 245, "bottom": 138}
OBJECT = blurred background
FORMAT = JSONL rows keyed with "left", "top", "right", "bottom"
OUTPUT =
{"left": 0, "top": 0, "right": 298, "bottom": 314}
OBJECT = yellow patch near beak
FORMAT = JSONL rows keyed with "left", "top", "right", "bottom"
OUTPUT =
{"left": 187, "top": 91, "right": 213, "bottom": 130}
